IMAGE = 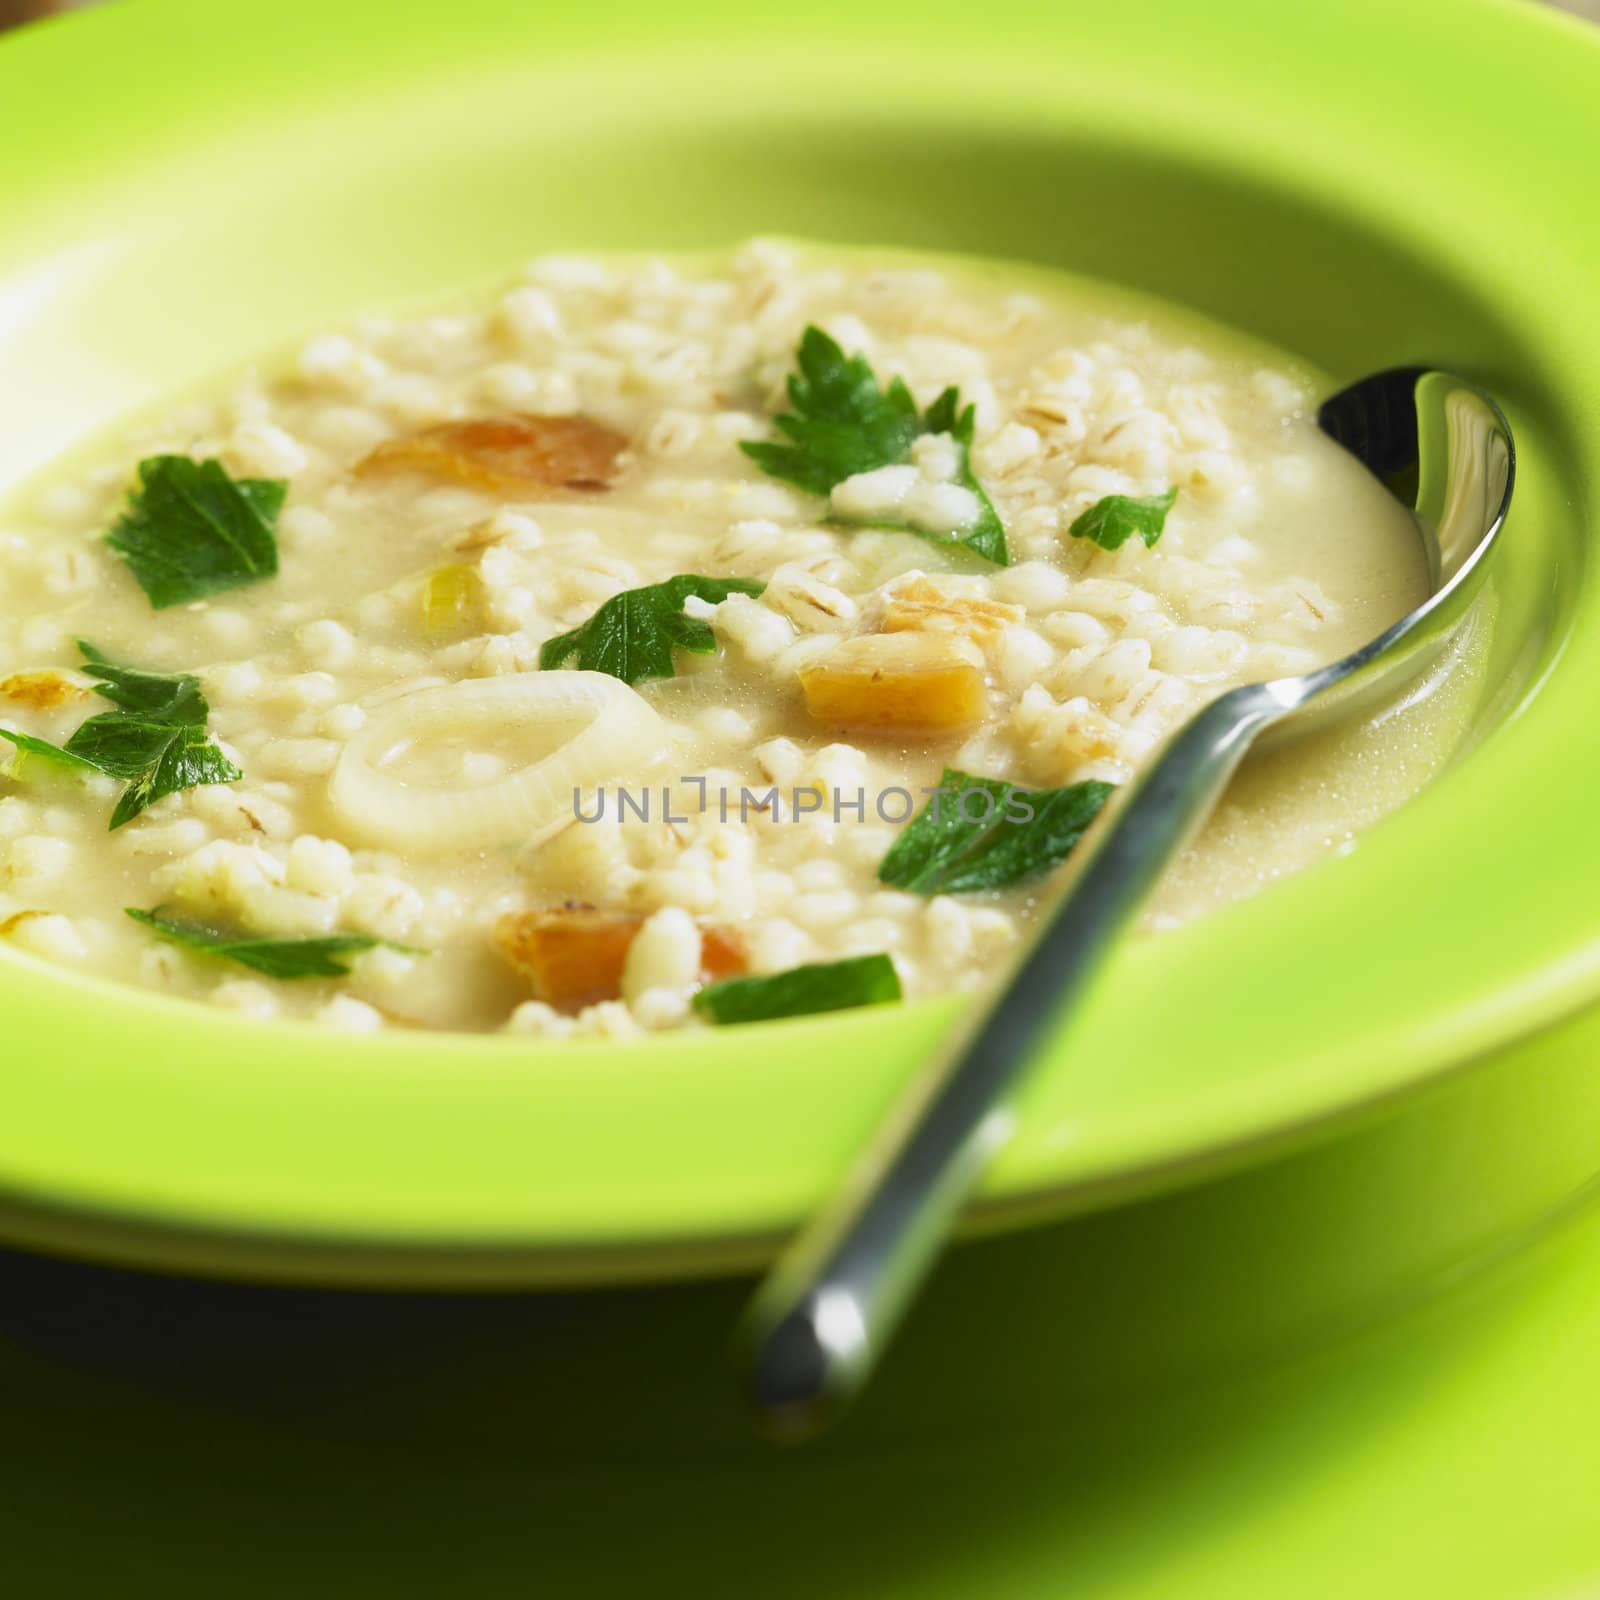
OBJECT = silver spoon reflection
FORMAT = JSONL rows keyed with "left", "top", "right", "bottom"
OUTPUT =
{"left": 742, "top": 368, "right": 1515, "bottom": 1438}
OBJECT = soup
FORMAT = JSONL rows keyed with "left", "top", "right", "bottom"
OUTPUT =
{"left": 0, "top": 241, "right": 1478, "bottom": 1035}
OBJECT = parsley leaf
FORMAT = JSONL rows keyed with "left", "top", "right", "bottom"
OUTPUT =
{"left": 126, "top": 908, "right": 392, "bottom": 980}
{"left": 76, "top": 638, "right": 210, "bottom": 721}
{"left": 1067, "top": 488, "right": 1178, "bottom": 552}
{"left": 106, "top": 455, "right": 286, "bottom": 609}
{"left": 692, "top": 953, "right": 902, "bottom": 1025}
{"left": 878, "top": 767, "right": 1115, "bottom": 895}
{"left": 741, "top": 325, "right": 1009, "bottom": 565}
{"left": 2, "top": 642, "right": 240, "bottom": 829}
{"left": 0, "top": 728, "right": 98, "bottom": 773}
{"left": 539, "top": 574, "right": 766, "bottom": 685}
{"left": 742, "top": 327, "right": 923, "bottom": 495}
{"left": 87, "top": 732, "right": 239, "bottom": 831}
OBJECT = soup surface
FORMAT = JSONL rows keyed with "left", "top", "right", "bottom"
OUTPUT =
{"left": 0, "top": 241, "right": 1476, "bottom": 1034}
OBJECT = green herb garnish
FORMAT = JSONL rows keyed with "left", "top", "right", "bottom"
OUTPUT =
{"left": 74, "top": 639, "right": 210, "bottom": 721}
{"left": 539, "top": 574, "right": 766, "bottom": 685}
{"left": 878, "top": 767, "right": 1115, "bottom": 895}
{"left": 0, "top": 641, "right": 240, "bottom": 829}
{"left": 741, "top": 325, "right": 1009, "bottom": 566}
{"left": 125, "top": 909, "right": 395, "bottom": 980}
{"left": 0, "top": 728, "right": 98, "bottom": 773}
{"left": 693, "top": 953, "right": 902, "bottom": 1026}
{"left": 106, "top": 455, "right": 286, "bottom": 609}
{"left": 1067, "top": 488, "right": 1178, "bottom": 553}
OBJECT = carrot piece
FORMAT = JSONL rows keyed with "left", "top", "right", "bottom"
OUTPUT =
{"left": 799, "top": 631, "right": 986, "bottom": 735}
{"left": 700, "top": 926, "right": 748, "bottom": 983}
{"left": 493, "top": 906, "right": 643, "bottom": 1014}
{"left": 493, "top": 907, "right": 749, "bottom": 1015}
{"left": 357, "top": 414, "right": 626, "bottom": 494}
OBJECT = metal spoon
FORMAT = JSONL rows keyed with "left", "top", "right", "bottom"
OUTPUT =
{"left": 742, "top": 367, "right": 1515, "bottom": 1437}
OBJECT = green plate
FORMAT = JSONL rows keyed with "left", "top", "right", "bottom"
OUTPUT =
{"left": 0, "top": 0, "right": 1596, "bottom": 1282}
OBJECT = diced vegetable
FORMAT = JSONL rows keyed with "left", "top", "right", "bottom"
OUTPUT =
{"left": 493, "top": 906, "right": 747, "bottom": 1015}
{"left": 420, "top": 564, "right": 483, "bottom": 632}
{"left": 700, "top": 927, "right": 747, "bottom": 982}
{"left": 0, "top": 671, "right": 88, "bottom": 710}
{"left": 357, "top": 415, "right": 626, "bottom": 494}
{"left": 799, "top": 630, "right": 986, "bottom": 734}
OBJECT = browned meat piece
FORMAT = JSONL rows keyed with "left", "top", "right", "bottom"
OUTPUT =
{"left": 357, "top": 415, "right": 626, "bottom": 494}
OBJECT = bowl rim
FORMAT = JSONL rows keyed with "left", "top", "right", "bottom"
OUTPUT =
{"left": 0, "top": 0, "right": 1597, "bottom": 1283}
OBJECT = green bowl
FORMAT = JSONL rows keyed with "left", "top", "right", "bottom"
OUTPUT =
{"left": 0, "top": 0, "right": 1595, "bottom": 1284}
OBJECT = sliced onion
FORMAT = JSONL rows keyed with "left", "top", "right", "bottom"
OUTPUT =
{"left": 328, "top": 671, "right": 667, "bottom": 854}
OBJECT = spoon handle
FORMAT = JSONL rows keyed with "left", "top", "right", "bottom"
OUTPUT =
{"left": 743, "top": 683, "right": 1287, "bottom": 1435}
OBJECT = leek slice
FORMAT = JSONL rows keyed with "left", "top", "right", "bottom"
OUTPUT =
{"left": 328, "top": 671, "right": 666, "bottom": 853}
